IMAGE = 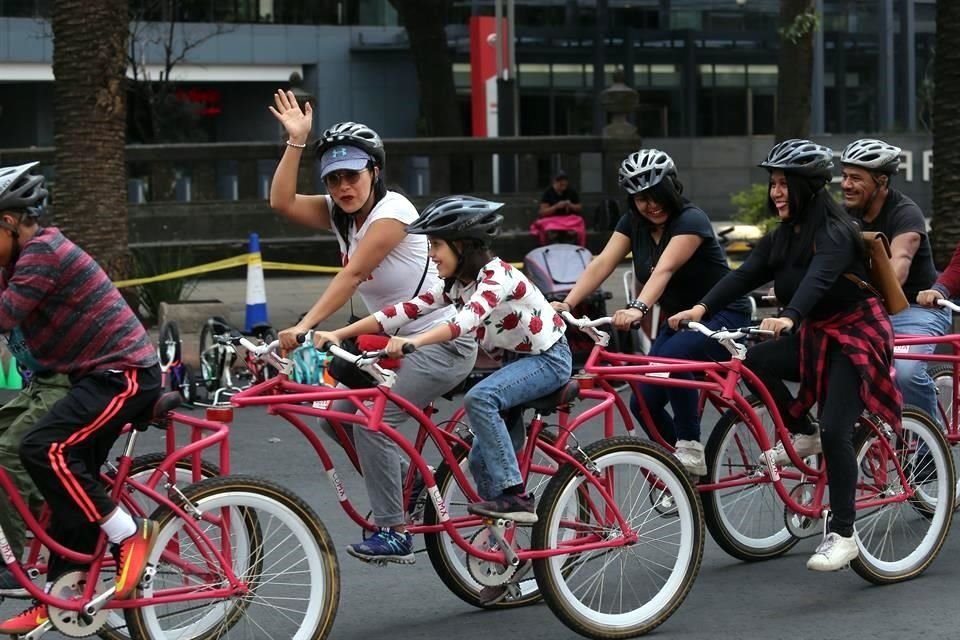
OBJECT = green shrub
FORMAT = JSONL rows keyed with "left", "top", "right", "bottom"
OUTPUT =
{"left": 730, "top": 183, "right": 776, "bottom": 232}
{"left": 130, "top": 247, "right": 199, "bottom": 325}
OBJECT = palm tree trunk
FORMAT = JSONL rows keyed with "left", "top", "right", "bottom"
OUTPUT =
{"left": 52, "top": 0, "right": 130, "bottom": 279}
{"left": 387, "top": 0, "right": 471, "bottom": 191}
{"left": 932, "top": 0, "right": 960, "bottom": 268}
{"left": 775, "top": 0, "right": 815, "bottom": 142}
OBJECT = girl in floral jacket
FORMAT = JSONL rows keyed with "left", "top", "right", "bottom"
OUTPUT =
{"left": 320, "top": 196, "right": 572, "bottom": 523}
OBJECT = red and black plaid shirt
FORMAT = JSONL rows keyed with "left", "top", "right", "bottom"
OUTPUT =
{"left": 788, "top": 296, "right": 901, "bottom": 430}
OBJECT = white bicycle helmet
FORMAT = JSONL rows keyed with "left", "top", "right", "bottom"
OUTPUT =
{"left": 0, "top": 162, "right": 47, "bottom": 217}
{"left": 618, "top": 149, "right": 677, "bottom": 195}
{"left": 759, "top": 139, "right": 834, "bottom": 180}
{"left": 840, "top": 138, "right": 902, "bottom": 174}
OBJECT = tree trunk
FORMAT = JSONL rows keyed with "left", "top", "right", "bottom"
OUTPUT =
{"left": 387, "top": 0, "right": 462, "bottom": 138}
{"left": 774, "top": 0, "right": 815, "bottom": 142}
{"left": 932, "top": 1, "right": 960, "bottom": 268}
{"left": 387, "top": 0, "right": 471, "bottom": 191}
{"left": 52, "top": 0, "right": 130, "bottom": 279}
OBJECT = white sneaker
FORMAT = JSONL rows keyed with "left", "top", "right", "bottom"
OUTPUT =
{"left": 760, "top": 431, "right": 822, "bottom": 467}
{"left": 806, "top": 532, "right": 858, "bottom": 571}
{"left": 674, "top": 440, "right": 707, "bottom": 476}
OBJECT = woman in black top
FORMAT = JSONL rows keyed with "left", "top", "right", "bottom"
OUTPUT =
{"left": 553, "top": 149, "right": 751, "bottom": 476}
{"left": 670, "top": 139, "right": 900, "bottom": 572}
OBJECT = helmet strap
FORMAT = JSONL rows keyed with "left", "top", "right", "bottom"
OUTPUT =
{"left": 861, "top": 174, "right": 887, "bottom": 219}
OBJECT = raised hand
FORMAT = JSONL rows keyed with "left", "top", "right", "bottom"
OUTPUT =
{"left": 268, "top": 89, "right": 313, "bottom": 144}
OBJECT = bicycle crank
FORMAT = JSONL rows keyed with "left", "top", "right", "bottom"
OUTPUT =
{"left": 467, "top": 527, "right": 520, "bottom": 587}
{"left": 784, "top": 482, "right": 821, "bottom": 539}
{"left": 46, "top": 570, "right": 110, "bottom": 638}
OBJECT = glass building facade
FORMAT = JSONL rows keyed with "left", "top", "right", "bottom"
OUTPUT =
{"left": 0, "top": 0, "right": 936, "bottom": 140}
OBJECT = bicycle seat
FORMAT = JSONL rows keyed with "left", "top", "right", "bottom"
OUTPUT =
{"left": 520, "top": 379, "right": 580, "bottom": 415}
{"left": 207, "top": 316, "right": 233, "bottom": 334}
{"left": 133, "top": 392, "right": 183, "bottom": 431}
{"left": 249, "top": 322, "right": 273, "bottom": 336}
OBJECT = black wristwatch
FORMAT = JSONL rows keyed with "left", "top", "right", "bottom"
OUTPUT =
{"left": 626, "top": 299, "right": 650, "bottom": 315}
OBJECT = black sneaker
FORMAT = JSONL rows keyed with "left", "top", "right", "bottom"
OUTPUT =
{"left": 0, "top": 565, "right": 29, "bottom": 598}
{"left": 467, "top": 493, "right": 538, "bottom": 524}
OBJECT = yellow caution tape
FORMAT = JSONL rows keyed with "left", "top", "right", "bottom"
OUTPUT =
{"left": 116, "top": 253, "right": 526, "bottom": 288}
{"left": 260, "top": 261, "right": 344, "bottom": 274}
{"left": 114, "top": 254, "right": 252, "bottom": 288}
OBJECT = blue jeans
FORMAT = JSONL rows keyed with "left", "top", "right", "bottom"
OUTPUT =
{"left": 465, "top": 338, "right": 572, "bottom": 500}
{"left": 892, "top": 304, "right": 952, "bottom": 423}
{"left": 630, "top": 309, "right": 751, "bottom": 444}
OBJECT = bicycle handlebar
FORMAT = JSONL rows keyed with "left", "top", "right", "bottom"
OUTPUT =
{"left": 563, "top": 311, "right": 644, "bottom": 329}
{"left": 937, "top": 298, "right": 960, "bottom": 313}
{"left": 323, "top": 342, "right": 398, "bottom": 388}
{"left": 680, "top": 320, "right": 775, "bottom": 341}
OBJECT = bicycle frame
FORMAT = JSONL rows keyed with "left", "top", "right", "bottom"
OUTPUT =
{"left": 230, "top": 373, "right": 634, "bottom": 565}
{"left": 0, "top": 409, "right": 243, "bottom": 615}
{"left": 894, "top": 332, "right": 960, "bottom": 444}
{"left": 578, "top": 342, "right": 916, "bottom": 520}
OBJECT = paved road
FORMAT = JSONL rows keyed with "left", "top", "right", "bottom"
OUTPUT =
{"left": 1, "top": 392, "right": 957, "bottom": 640}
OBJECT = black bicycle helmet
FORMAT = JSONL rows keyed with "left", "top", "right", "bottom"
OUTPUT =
{"left": 314, "top": 121, "right": 385, "bottom": 169}
{"left": 0, "top": 162, "right": 47, "bottom": 217}
{"left": 618, "top": 149, "right": 677, "bottom": 194}
{"left": 405, "top": 196, "right": 504, "bottom": 243}
{"left": 759, "top": 139, "right": 834, "bottom": 180}
{"left": 840, "top": 138, "right": 902, "bottom": 175}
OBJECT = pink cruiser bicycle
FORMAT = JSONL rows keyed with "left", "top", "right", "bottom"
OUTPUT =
{"left": 561, "top": 313, "right": 953, "bottom": 584}
{"left": 896, "top": 297, "right": 960, "bottom": 507}
{"left": 2, "top": 391, "right": 339, "bottom": 640}
{"left": 229, "top": 335, "right": 705, "bottom": 639}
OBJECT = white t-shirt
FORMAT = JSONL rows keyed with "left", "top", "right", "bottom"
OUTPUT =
{"left": 325, "top": 191, "right": 453, "bottom": 335}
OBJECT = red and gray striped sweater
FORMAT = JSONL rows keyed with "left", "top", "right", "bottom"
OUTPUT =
{"left": 0, "top": 227, "right": 157, "bottom": 375}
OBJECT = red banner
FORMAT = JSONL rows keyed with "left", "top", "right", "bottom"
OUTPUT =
{"left": 469, "top": 16, "right": 507, "bottom": 138}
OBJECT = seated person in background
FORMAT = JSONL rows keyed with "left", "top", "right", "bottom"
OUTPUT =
{"left": 532, "top": 171, "right": 585, "bottom": 246}
{"left": 539, "top": 171, "right": 582, "bottom": 218}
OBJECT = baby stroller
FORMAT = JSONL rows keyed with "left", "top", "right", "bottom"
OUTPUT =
{"left": 523, "top": 244, "right": 617, "bottom": 367}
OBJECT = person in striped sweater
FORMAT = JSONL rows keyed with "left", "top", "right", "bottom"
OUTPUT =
{"left": 0, "top": 163, "right": 162, "bottom": 635}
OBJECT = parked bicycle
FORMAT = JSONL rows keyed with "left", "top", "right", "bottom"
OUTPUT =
{"left": 156, "top": 320, "right": 196, "bottom": 404}
{"left": 197, "top": 316, "right": 278, "bottom": 405}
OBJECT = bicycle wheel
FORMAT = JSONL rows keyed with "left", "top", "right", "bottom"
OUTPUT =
{"left": 901, "top": 406, "right": 960, "bottom": 512}
{"left": 423, "top": 432, "right": 559, "bottom": 609}
{"left": 532, "top": 436, "right": 704, "bottom": 639}
{"left": 125, "top": 475, "right": 339, "bottom": 640}
{"left": 100, "top": 454, "right": 222, "bottom": 640}
{"left": 851, "top": 408, "right": 955, "bottom": 584}
{"left": 157, "top": 321, "right": 182, "bottom": 369}
{"left": 199, "top": 317, "right": 227, "bottom": 392}
{"left": 702, "top": 396, "right": 801, "bottom": 561}
{"left": 925, "top": 364, "right": 960, "bottom": 505}
{"left": 177, "top": 363, "right": 198, "bottom": 405}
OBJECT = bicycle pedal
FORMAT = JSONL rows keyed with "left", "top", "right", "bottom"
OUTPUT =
{"left": 23, "top": 619, "right": 53, "bottom": 639}
{"left": 481, "top": 517, "right": 515, "bottom": 529}
{"left": 477, "top": 585, "right": 509, "bottom": 606}
{"left": 141, "top": 565, "right": 157, "bottom": 587}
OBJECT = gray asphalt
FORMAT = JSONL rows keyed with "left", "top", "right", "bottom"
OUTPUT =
{"left": 2, "top": 395, "right": 957, "bottom": 640}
